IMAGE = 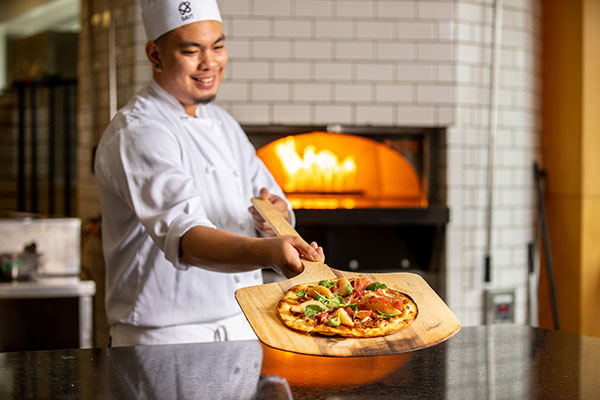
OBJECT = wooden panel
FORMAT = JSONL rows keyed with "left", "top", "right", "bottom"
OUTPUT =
{"left": 582, "top": 0, "right": 600, "bottom": 196}
{"left": 580, "top": 0, "right": 600, "bottom": 338}
{"left": 541, "top": 0, "right": 600, "bottom": 338}
{"left": 235, "top": 198, "right": 460, "bottom": 356}
{"left": 542, "top": 0, "right": 583, "bottom": 197}
{"left": 541, "top": 0, "right": 582, "bottom": 334}
{"left": 581, "top": 198, "right": 600, "bottom": 336}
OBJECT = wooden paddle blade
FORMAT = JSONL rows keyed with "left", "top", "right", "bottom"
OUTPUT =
{"left": 236, "top": 271, "right": 461, "bottom": 357}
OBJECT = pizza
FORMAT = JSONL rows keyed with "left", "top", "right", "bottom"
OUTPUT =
{"left": 277, "top": 276, "right": 418, "bottom": 338}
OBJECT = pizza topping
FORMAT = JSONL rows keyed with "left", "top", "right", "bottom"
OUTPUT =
{"left": 278, "top": 276, "right": 417, "bottom": 337}
{"left": 307, "top": 285, "right": 334, "bottom": 299}
{"left": 333, "top": 307, "right": 355, "bottom": 327}
{"left": 367, "top": 282, "right": 388, "bottom": 291}
{"left": 314, "top": 311, "right": 330, "bottom": 324}
{"left": 336, "top": 277, "right": 353, "bottom": 296}
{"left": 291, "top": 299, "right": 325, "bottom": 314}
{"left": 318, "top": 280, "right": 335, "bottom": 288}
{"left": 313, "top": 293, "right": 347, "bottom": 309}
{"left": 303, "top": 304, "right": 326, "bottom": 318}
{"left": 345, "top": 284, "right": 354, "bottom": 295}
{"left": 345, "top": 303, "right": 358, "bottom": 312}
{"left": 352, "top": 277, "right": 371, "bottom": 292}
{"left": 388, "top": 295, "right": 407, "bottom": 311}
{"left": 354, "top": 309, "right": 373, "bottom": 321}
{"left": 288, "top": 277, "right": 413, "bottom": 330}
{"left": 364, "top": 294, "right": 402, "bottom": 315}
{"left": 376, "top": 310, "right": 397, "bottom": 319}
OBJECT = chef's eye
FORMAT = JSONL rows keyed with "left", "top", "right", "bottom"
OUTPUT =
{"left": 182, "top": 50, "right": 197, "bottom": 55}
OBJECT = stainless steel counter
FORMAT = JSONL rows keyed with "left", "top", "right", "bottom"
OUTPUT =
{"left": 0, "top": 277, "right": 95, "bottom": 298}
{"left": 0, "top": 325, "right": 599, "bottom": 399}
{"left": 0, "top": 278, "right": 96, "bottom": 352}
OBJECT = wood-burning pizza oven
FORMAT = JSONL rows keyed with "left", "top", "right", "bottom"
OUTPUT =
{"left": 246, "top": 125, "right": 448, "bottom": 294}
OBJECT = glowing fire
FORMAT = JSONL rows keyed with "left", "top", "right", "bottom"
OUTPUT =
{"left": 274, "top": 136, "right": 358, "bottom": 193}
{"left": 257, "top": 132, "right": 428, "bottom": 209}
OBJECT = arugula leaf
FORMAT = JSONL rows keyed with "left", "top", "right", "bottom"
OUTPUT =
{"left": 304, "top": 304, "right": 325, "bottom": 318}
{"left": 319, "top": 280, "right": 335, "bottom": 288}
{"left": 314, "top": 293, "right": 358, "bottom": 312}
{"left": 315, "top": 293, "right": 345, "bottom": 308}
{"left": 327, "top": 316, "right": 341, "bottom": 327}
{"left": 314, "top": 293, "right": 335, "bottom": 307}
{"left": 346, "top": 283, "right": 354, "bottom": 295}
{"left": 367, "top": 282, "right": 388, "bottom": 291}
{"left": 295, "top": 290, "right": 307, "bottom": 297}
{"left": 376, "top": 310, "right": 396, "bottom": 319}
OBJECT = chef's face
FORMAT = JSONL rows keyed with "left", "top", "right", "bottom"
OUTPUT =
{"left": 147, "top": 20, "right": 228, "bottom": 116}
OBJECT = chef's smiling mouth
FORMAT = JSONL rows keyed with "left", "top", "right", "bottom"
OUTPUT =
{"left": 191, "top": 76, "right": 215, "bottom": 84}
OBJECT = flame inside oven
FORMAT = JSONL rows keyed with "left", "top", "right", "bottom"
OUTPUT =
{"left": 274, "top": 136, "right": 359, "bottom": 194}
{"left": 257, "top": 132, "right": 427, "bottom": 209}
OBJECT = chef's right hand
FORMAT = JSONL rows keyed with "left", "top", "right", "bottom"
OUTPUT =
{"left": 263, "top": 236, "right": 324, "bottom": 278}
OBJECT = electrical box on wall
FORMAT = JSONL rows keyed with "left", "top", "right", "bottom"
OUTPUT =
{"left": 485, "top": 289, "right": 516, "bottom": 324}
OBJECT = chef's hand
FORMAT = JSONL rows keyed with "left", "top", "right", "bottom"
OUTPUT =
{"left": 248, "top": 188, "right": 291, "bottom": 235}
{"left": 264, "top": 236, "right": 325, "bottom": 278}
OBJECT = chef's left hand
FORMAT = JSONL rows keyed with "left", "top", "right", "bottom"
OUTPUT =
{"left": 248, "top": 188, "right": 291, "bottom": 235}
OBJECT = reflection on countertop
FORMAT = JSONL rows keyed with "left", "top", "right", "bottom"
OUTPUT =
{"left": 1, "top": 325, "right": 599, "bottom": 399}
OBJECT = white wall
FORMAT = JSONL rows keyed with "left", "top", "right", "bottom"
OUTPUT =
{"left": 446, "top": 0, "right": 541, "bottom": 325}
{"left": 218, "top": 0, "right": 456, "bottom": 126}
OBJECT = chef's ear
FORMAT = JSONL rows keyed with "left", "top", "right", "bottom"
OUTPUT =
{"left": 145, "top": 41, "right": 162, "bottom": 71}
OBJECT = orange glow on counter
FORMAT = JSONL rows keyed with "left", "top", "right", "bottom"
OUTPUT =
{"left": 260, "top": 343, "right": 410, "bottom": 386}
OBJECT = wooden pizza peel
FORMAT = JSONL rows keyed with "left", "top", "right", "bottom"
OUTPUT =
{"left": 235, "top": 198, "right": 461, "bottom": 357}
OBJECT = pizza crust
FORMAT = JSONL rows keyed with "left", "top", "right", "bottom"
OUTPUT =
{"left": 277, "top": 278, "right": 418, "bottom": 338}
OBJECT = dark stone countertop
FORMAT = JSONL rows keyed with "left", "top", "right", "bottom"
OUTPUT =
{"left": 1, "top": 324, "right": 599, "bottom": 399}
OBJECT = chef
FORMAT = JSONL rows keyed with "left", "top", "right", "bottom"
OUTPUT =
{"left": 94, "top": 0, "right": 323, "bottom": 346}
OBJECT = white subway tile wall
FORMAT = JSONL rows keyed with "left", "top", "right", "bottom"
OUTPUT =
{"left": 445, "top": 0, "right": 541, "bottom": 332}
{"left": 78, "top": 0, "right": 541, "bottom": 329}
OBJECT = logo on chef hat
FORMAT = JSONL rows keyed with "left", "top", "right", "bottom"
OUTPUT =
{"left": 178, "top": 1, "right": 194, "bottom": 21}
{"left": 141, "top": 0, "right": 222, "bottom": 41}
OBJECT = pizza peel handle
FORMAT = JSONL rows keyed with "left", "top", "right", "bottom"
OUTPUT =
{"left": 250, "top": 197, "right": 300, "bottom": 238}
{"left": 250, "top": 197, "right": 333, "bottom": 280}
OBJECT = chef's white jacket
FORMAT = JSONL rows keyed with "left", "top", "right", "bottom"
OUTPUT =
{"left": 94, "top": 78, "right": 293, "bottom": 345}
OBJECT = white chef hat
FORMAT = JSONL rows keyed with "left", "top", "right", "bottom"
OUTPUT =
{"left": 140, "top": 0, "right": 223, "bottom": 41}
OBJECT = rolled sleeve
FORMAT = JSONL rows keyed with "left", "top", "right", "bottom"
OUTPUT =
{"left": 165, "top": 213, "right": 215, "bottom": 270}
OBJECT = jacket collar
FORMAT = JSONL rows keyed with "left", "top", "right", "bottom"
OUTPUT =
{"left": 148, "top": 78, "right": 206, "bottom": 119}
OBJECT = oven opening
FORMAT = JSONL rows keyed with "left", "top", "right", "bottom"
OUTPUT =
{"left": 257, "top": 131, "right": 428, "bottom": 209}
